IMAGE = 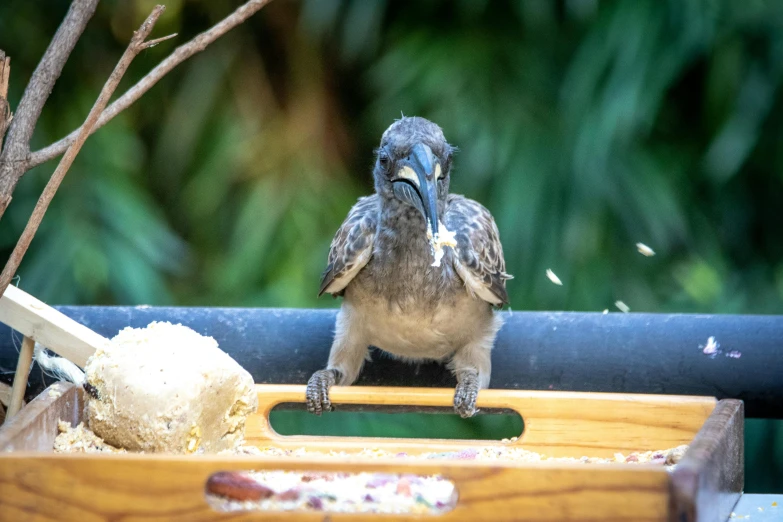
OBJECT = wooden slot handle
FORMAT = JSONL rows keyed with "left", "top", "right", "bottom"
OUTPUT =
{"left": 248, "top": 384, "right": 526, "bottom": 452}
{"left": 246, "top": 384, "right": 718, "bottom": 456}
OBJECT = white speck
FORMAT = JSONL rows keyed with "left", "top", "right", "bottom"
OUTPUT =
{"left": 726, "top": 350, "right": 742, "bottom": 359}
{"left": 602, "top": 309, "right": 609, "bottom": 314}
{"left": 703, "top": 336, "right": 719, "bottom": 355}
{"left": 546, "top": 269, "right": 563, "bottom": 286}
{"left": 614, "top": 301, "right": 630, "bottom": 313}
{"left": 636, "top": 243, "right": 655, "bottom": 256}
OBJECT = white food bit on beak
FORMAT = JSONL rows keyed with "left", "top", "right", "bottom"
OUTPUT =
{"left": 636, "top": 243, "right": 655, "bottom": 256}
{"left": 545, "top": 269, "right": 563, "bottom": 286}
{"left": 614, "top": 300, "right": 630, "bottom": 313}
{"left": 427, "top": 221, "right": 457, "bottom": 267}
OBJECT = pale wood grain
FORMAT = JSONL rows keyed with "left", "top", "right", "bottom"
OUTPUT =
{"left": 0, "top": 383, "right": 730, "bottom": 521}
{"left": 0, "top": 381, "right": 14, "bottom": 407}
{"left": 246, "top": 385, "right": 717, "bottom": 457}
{"left": 0, "top": 382, "right": 80, "bottom": 451}
{"left": 0, "top": 285, "right": 108, "bottom": 367}
{"left": 0, "top": 451, "right": 672, "bottom": 521}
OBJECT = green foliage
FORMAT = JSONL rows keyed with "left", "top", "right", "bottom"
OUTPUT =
{"left": 2, "top": 0, "right": 782, "bottom": 491}
{"left": 271, "top": 410, "right": 523, "bottom": 440}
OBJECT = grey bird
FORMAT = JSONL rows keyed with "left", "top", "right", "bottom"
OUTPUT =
{"left": 306, "top": 117, "right": 512, "bottom": 418}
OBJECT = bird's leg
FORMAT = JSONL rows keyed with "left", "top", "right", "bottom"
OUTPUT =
{"left": 449, "top": 342, "right": 492, "bottom": 418}
{"left": 306, "top": 308, "right": 367, "bottom": 415}
{"left": 454, "top": 368, "right": 481, "bottom": 418}
{"left": 306, "top": 368, "right": 341, "bottom": 415}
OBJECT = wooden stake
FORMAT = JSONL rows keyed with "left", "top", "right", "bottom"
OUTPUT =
{"left": 6, "top": 335, "right": 34, "bottom": 419}
{"left": 0, "top": 284, "right": 108, "bottom": 367}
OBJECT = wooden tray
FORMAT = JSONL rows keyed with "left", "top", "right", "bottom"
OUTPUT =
{"left": 0, "top": 382, "right": 743, "bottom": 521}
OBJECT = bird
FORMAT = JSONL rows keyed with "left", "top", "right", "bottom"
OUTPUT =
{"left": 306, "top": 116, "right": 512, "bottom": 418}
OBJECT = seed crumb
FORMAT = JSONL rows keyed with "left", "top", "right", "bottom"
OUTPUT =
{"left": 614, "top": 301, "right": 630, "bottom": 313}
{"left": 636, "top": 243, "right": 655, "bottom": 256}
{"left": 545, "top": 269, "right": 563, "bottom": 286}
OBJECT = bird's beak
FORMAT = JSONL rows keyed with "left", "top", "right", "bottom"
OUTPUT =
{"left": 392, "top": 143, "right": 440, "bottom": 236}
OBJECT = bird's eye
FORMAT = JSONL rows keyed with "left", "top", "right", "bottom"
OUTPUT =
{"left": 378, "top": 152, "right": 390, "bottom": 169}
{"left": 441, "top": 154, "right": 452, "bottom": 178}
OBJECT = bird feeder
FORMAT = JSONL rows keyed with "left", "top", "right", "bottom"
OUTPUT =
{"left": 0, "top": 287, "right": 781, "bottom": 520}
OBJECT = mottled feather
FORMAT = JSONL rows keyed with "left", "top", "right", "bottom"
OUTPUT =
{"left": 444, "top": 195, "right": 512, "bottom": 306}
{"left": 318, "top": 195, "right": 379, "bottom": 297}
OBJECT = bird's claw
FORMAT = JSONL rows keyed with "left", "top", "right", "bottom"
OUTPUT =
{"left": 453, "top": 369, "right": 480, "bottom": 418}
{"left": 306, "top": 369, "right": 339, "bottom": 415}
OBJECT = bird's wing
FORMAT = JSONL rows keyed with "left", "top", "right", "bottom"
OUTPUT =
{"left": 444, "top": 195, "right": 512, "bottom": 306}
{"left": 318, "top": 195, "right": 379, "bottom": 297}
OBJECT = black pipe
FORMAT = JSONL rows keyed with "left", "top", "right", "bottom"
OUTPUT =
{"left": 1, "top": 307, "right": 781, "bottom": 418}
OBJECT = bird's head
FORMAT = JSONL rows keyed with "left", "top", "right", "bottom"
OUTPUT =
{"left": 373, "top": 116, "right": 454, "bottom": 236}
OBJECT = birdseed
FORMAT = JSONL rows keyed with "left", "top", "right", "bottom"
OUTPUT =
{"left": 207, "top": 471, "right": 457, "bottom": 515}
{"left": 615, "top": 300, "right": 630, "bottom": 313}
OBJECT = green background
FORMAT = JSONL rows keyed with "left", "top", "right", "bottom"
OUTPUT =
{"left": 1, "top": 0, "right": 781, "bottom": 491}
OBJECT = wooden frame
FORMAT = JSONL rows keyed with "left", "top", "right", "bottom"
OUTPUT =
{"left": 0, "top": 383, "right": 743, "bottom": 521}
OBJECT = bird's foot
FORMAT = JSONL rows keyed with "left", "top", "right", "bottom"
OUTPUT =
{"left": 306, "top": 369, "right": 340, "bottom": 415}
{"left": 453, "top": 369, "right": 480, "bottom": 418}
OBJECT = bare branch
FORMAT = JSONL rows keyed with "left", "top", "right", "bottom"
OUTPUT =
{"left": 28, "top": 0, "right": 274, "bottom": 170}
{"left": 0, "top": 51, "right": 11, "bottom": 151}
{"left": 0, "top": 6, "right": 168, "bottom": 296}
{"left": 0, "top": 0, "right": 100, "bottom": 218}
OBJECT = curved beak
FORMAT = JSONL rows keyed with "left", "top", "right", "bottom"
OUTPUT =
{"left": 391, "top": 143, "right": 440, "bottom": 236}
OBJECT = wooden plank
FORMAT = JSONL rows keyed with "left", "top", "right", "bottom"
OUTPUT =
{"left": 0, "top": 285, "right": 108, "bottom": 367}
{"left": 0, "top": 381, "right": 19, "bottom": 426}
{"left": 5, "top": 335, "right": 35, "bottom": 419}
{"left": 5, "top": 305, "right": 780, "bottom": 417}
{"left": 0, "top": 382, "right": 81, "bottom": 452}
{"left": 670, "top": 399, "right": 744, "bottom": 522}
{"left": 0, "top": 452, "right": 672, "bottom": 521}
{"left": 0, "top": 381, "right": 13, "bottom": 408}
{"left": 246, "top": 385, "right": 717, "bottom": 457}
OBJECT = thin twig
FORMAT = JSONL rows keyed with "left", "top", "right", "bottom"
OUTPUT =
{"left": 141, "top": 33, "right": 178, "bottom": 50}
{"left": 0, "top": 6, "right": 168, "bottom": 296}
{"left": 28, "top": 0, "right": 274, "bottom": 170}
{"left": 0, "top": 0, "right": 100, "bottom": 219}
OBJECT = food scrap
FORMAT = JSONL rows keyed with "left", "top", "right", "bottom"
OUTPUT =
{"left": 426, "top": 222, "right": 457, "bottom": 267}
{"left": 253, "top": 444, "right": 688, "bottom": 469}
{"left": 54, "top": 421, "right": 127, "bottom": 454}
{"left": 636, "top": 243, "right": 656, "bottom": 256}
{"left": 207, "top": 471, "right": 457, "bottom": 515}
{"left": 546, "top": 269, "right": 563, "bottom": 286}
{"left": 54, "top": 420, "right": 262, "bottom": 455}
{"left": 702, "top": 336, "right": 719, "bottom": 355}
{"left": 614, "top": 300, "right": 630, "bottom": 313}
{"left": 82, "top": 321, "right": 257, "bottom": 454}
